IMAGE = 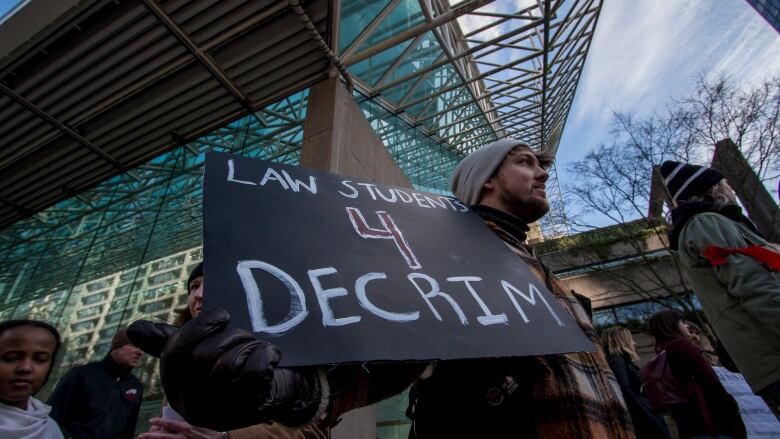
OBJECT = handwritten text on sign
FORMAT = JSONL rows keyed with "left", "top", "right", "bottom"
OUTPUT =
{"left": 203, "top": 151, "right": 593, "bottom": 366}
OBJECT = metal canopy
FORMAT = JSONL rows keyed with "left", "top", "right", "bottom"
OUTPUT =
{"left": 0, "top": 0, "right": 334, "bottom": 230}
{"left": 0, "top": 0, "right": 602, "bottom": 316}
{"left": 340, "top": 0, "right": 601, "bottom": 155}
{"left": 0, "top": 0, "right": 601, "bottom": 231}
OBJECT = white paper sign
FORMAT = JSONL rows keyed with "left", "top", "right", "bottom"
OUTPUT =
{"left": 714, "top": 366, "right": 780, "bottom": 438}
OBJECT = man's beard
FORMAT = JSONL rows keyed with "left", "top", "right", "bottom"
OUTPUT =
{"left": 503, "top": 194, "right": 549, "bottom": 224}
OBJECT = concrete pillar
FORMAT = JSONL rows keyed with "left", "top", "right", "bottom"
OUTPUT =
{"left": 648, "top": 165, "right": 675, "bottom": 220}
{"left": 300, "top": 76, "right": 412, "bottom": 188}
{"left": 300, "top": 76, "right": 414, "bottom": 439}
{"left": 711, "top": 138, "right": 780, "bottom": 242}
{"left": 527, "top": 222, "right": 543, "bottom": 244}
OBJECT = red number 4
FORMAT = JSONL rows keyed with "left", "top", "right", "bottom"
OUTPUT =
{"left": 346, "top": 207, "right": 421, "bottom": 270}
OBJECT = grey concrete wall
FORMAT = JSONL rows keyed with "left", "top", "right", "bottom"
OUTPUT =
{"left": 538, "top": 231, "right": 688, "bottom": 309}
{"left": 300, "top": 76, "right": 412, "bottom": 189}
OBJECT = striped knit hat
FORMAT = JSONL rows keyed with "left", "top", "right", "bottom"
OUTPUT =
{"left": 660, "top": 161, "right": 724, "bottom": 202}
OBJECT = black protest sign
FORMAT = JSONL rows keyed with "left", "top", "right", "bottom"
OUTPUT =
{"left": 203, "top": 151, "right": 593, "bottom": 366}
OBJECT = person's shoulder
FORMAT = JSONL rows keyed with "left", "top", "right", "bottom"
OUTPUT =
{"left": 68, "top": 361, "right": 97, "bottom": 373}
{"left": 685, "top": 211, "right": 739, "bottom": 232}
{"left": 76, "top": 360, "right": 110, "bottom": 377}
{"left": 82, "top": 360, "right": 104, "bottom": 370}
{"left": 679, "top": 211, "right": 743, "bottom": 250}
{"left": 664, "top": 338, "right": 698, "bottom": 355}
{"left": 57, "top": 362, "right": 94, "bottom": 384}
{"left": 129, "top": 373, "right": 143, "bottom": 386}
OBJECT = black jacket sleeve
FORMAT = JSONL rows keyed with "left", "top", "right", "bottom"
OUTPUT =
{"left": 606, "top": 354, "right": 632, "bottom": 394}
{"left": 47, "top": 367, "right": 81, "bottom": 435}
{"left": 607, "top": 354, "right": 671, "bottom": 439}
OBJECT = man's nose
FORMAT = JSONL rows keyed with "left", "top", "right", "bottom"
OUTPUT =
{"left": 537, "top": 166, "right": 549, "bottom": 183}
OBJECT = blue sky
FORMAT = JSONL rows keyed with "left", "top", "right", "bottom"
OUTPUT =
{"left": 0, "top": 0, "right": 24, "bottom": 25}
{"left": 556, "top": 0, "right": 780, "bottom": 226}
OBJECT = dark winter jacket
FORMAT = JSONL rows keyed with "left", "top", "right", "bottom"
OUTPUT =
{"left": 404, "top": 206, "right": 635, "bottom": 438}
{"left": 606, "top": 353, "right": 671, "bottom": 439}
{"left": 663, "top": 338, "right": 745, "bottom": 439}
{"left": 48, "top": 356, "right": 143, "bottom": 439}
{"left": 670, "top": 201, "right": 780, "bottom": 393}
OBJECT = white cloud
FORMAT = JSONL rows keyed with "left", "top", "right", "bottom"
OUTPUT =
{"left": 707, "top": 7, "right": 780, "bottom": 87}
{"left": 559, "top": 0, "right": 780, "bottom": 162}
{"left": 457, "top": 0, "right": 538, "bottom": 42}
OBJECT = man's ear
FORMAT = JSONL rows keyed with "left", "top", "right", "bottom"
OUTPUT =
{"left": 482, "top": 177, "right": 496, "bottom": 193}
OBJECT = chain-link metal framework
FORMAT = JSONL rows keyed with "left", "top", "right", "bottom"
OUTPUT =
{"left": 343, "top": 0, "right": 601, "bottom": 158}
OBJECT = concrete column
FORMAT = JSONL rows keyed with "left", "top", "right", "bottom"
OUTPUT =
{"left": 711, "top": 138, "right": 780, "bottom": 242}
{"left": 300, "top": 76, "right": 412, "bottom": 188}
{"left": 527, "top": 222, "right": 543, "bottom": 243}
{"left": 648, "top": 165, "right": 675, "bottom": 220}
{"left": 300, "top": 76, "right": 416, "bottom": 439}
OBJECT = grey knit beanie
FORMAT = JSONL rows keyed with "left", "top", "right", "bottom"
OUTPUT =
{"left": 451, "top": 138, "right": 529, "bottom": 205}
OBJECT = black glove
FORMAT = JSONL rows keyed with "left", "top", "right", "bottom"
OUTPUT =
{"left": 127, "top": 309, "right": 323, "bottom": 431}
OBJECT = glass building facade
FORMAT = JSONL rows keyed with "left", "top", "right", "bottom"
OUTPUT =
{"left": 746, "top": 0, "right": 780, "bottom": 32}
{"left": 0, "top": 87, "right": 458, "bottom": 433}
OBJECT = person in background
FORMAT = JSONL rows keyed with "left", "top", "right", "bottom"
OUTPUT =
{"left": 684, "top": 321, "right": 719, "bottom": 366}
{"left": 0, "top": 319, "right": 64, "bottom": 439}
{"left": 601, "top": 326, "right": 671, "bottom": 439}
{"left": 139, "top": 262, "right": 328, "bottom": 439}
{"left": 661, "top": 161, "right": 780, "bottom": 412}
{"left": 647, "top": 309, "right": 745, "bottom": 439}
{"left": 48, "top": 328, "right": 144, "bottom": 439}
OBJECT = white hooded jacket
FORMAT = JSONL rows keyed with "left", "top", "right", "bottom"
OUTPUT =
{"left": 0, "top": 397, "right": 64, "bottom": 439}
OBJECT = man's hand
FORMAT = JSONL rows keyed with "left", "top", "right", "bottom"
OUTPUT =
{"left": 138, "top": 418, "right": 223, "bottom": 439}
{"left": 128, "top": 310, "right": 322, "bottom": 431}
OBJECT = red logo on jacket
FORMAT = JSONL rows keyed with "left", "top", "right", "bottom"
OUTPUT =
{"left": 124, "top": 388, "right": 139, "bottom": 402}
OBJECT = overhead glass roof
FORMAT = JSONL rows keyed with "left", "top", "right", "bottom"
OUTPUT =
{"left": 0, "top": 0, "right": 600, "bottom": 229}
{"left": 340, "top": 0, "right": 601, "bottom": 155}
{"left": 0, "top": 0, "right": 602, "bottom": 313}
{"left": 0, "top": 0, "right": 601, "bottom": 426}
{"left": 0, "top": 88, "right": 467, "bottom": 316}
{"left": 0, "top": 0, "right": 603, "bottom": 308}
